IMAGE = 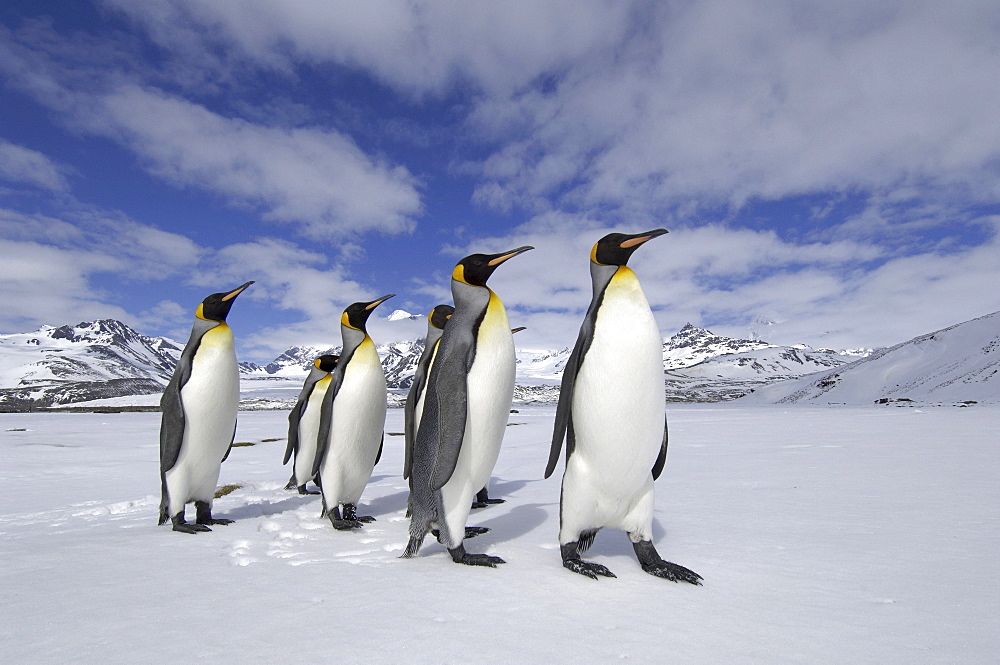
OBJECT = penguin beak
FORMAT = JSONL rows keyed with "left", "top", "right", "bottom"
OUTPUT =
{"left": 487, "top": 245, "right": 534, "bottom": 267}
{"left": 365, "top": 294, "right": 395, "bottom": 310}
{"left": 511, "top": 326, "right": 527, "bottom": 334}
{"left": 620, "top": 229, "right": 668, "bottom": 250}
{"left": 221, "top": 281, "right": 255, "bottom": 302}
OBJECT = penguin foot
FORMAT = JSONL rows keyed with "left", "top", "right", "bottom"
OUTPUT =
{"left": 170, "top": 512, "right": 211, "bottom": 534}
{"left": 448, "top": 544, "right": 505, "bottom": 568}
{"left": 641, "top": 560, "right": 703, "bottom": 584}
{"left": 473, "top": 488, "right": 505, "bottom": 508}
{"left": 563, "top": 558, "right": 616, "bottom": 580}
{"left": 296, "top": 485, "right": 321, "bottom": 495}
{"left": 329, "top": 517, "right": 364, "bottom": 531}
{"left": 172, "top": 521, "right": 212, "bottom": 534}
{"left": 342, "top": 504, "right": 375, "bottom": 522}
{"left": 561, "top": 540, "right": 616, "bottom": 579}
{"left": 194, "top": 501, "right": 232, "bottom": 526}
{"left": 632, "top": 539, "right": 703, "bottom": 585}
{"left": 464, "top": 526, "right": 490, "bottom": 539}
{"left": 284, "top": 478, "right": 297, "bottom": 490}
{"left": 198, "top": 518, "right": 234, "bottom": 526}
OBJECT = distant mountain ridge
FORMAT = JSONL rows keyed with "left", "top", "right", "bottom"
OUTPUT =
{"left": 1, "top": 317, "right": 872, "bottom": 410}
{"left": 0, "top": 319, "right": 183, "bottom": 410}
{"left": 740, "top": 311, "right": 1000, "bottom": 406}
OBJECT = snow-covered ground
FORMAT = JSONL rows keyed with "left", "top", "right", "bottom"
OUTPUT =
{"left": 2, "top": 404, "right": 997, "bottom": 663}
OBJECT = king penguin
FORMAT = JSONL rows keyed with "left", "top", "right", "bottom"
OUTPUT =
{"left": 313, "top": 295, "right": 394, "bottom": 530}
{"left": 283, "top": 354, "right": 340, "bottom": 494}
{"left": 158, "top": 280, "right": 254, "bottom": 534}
{"left": 403, "top": 245, "right": 533, "bottom": 567}
{"left": 545, "top": 230, "right": 702, "bottom": 583}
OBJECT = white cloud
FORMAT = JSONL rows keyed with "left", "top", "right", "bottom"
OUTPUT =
{"left": 99, "top": 86, "right": 422, "bottom": 239}
{"left": 102, "top": 0, "right": 632, "bottom": 97}
{"left": 468, "top": 1, "right": 1000, "bottom": 216}
{"left": 0, "top": 207, "right": 202, "bottom": 332}
{"left": 0, "top": 139, "right": 69, "bottom": 191}
{"left": 0, "top": 25, "right": 423, "bottom": 241}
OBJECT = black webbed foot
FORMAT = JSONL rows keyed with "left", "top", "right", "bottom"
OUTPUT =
{"left": 448, "top": 544, "right": 505, "bottom": 567}
{"left": 170, "top": 512, "right": 211, "bottom": 534}
{"left": 464, "top": 526, "right": 490, "bottom": 538}
{"left": 342, "top": 503, "right": 375, "bottom": 523}
{"left": 632, "top": 539, "right": 703, "bottom": 585}
{"left": 474, "top": 488, "right": 505, "bottom": 508}
{"left": 563, "top": 558, "right": 616, "bottom": 580}
{"left": 297, "top": 485, "right": 321, "bottom": 495}
{"left": 172, "top": 522, "right": 211, "bottom": 534}
{"left": 195, "top": 502, "right": 232, "bottom": 526}
{"left": 326, "top": 505, "right": 363, "bottom": 530}
{"left": 561, "top": 540, "right": 616, "bottom": 579}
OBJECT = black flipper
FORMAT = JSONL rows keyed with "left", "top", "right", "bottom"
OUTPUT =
{"left": 428, "top": 322, "right": 476, "bottom": 491}
{"left": 220, "top": 421, "right": 237, "bottom": 463}
{"left": 652, "top": 414, "right": 668, "bottom": 480}
{"left": 545, "top": 272, "right": 612, "bottom": 479}
{"left": 283, "top": 396, "right": 306, "bottom": 465}
{"left": 374, "top": 436, "right": 383, "bottom": 466}
{"left": 158, "top": 324, "right": 204, "bottom": 525}
{"left": 284, "top": 368, "right": 326, "bottom": 465}
{"left": 403, "top": 341, "right": 435, "bottom": 480}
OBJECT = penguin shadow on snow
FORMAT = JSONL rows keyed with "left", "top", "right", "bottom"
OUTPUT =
{"left": 466, "top": 502, "right": 549, "bottom": 545}
{"left": 481, "top": 476, "right": 534, "bottom": 498}
{"left": 220, "top": 493, "right": 319, "bottom": 521}
{"left": 577, "top": 518, "right": 668, "bottom": 559}
{"left": 359, "top": 489, "right": 410, "bottom": 517}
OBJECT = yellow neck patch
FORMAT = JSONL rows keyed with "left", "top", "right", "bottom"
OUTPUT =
{"left": 452, "top": 263, "right": 467, "bottom": 284}
{"left": 195, "top": 303, "right": 208, "bottom": 321}
{"left": 589, "top": 242, "right": 601, "bottom": 264}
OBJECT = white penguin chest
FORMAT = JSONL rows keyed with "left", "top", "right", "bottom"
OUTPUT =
{"left": 299, "top": 376, "right": 331, "bottom": 446}
{"left": 329, "top": 340, "right": 387, "bottom": 448}
{"left": 180, "top": 325, "right": 240, "bottom": 438}
{"left": 460, "top": 293, "right": 515, "bottom": 479}
{"left": 571, "top": 270, "right": 664, "bottom": 475}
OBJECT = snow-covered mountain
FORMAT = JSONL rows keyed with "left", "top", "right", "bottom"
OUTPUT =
{"left": 0, "top": 319, "right": 183, "bottom": 410}
{"left": 22, "top": 315, "right": 978, "bottom": 410}
{"left": 741, "top": 311, "right": 1000, "bottom": 406}
{"left": 663, "top": 322, "right": 775, "bottom": 369}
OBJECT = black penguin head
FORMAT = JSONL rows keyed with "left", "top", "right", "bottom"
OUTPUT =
{"left": 196, "top": 281, "right": 254, "bottom": 322}
{"left": 590, "top": 229, "right": 668, "bottom": 266}
{"left": 313, "top": 354, "right": 339, "bottom": 372}
{"left": 428, "top": 304, "right": 455, "bottom": 330}
{"left": 341, "top": 294, "right": 395, "bottom": 331}
{"left": 452, "top": 246, "right": 534, "bottom": 287}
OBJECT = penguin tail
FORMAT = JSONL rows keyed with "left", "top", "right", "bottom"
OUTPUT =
{"left": 578, "top": 529, "right": 600, "bottom": 553}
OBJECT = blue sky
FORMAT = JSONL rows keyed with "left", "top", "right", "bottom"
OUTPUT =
{"left": 1, "top": 1, "right": 999, "bottom": 362}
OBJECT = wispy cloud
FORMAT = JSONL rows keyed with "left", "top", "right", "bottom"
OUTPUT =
{"left": 0, "top": 21, "right": 423, "bottom": 240}
{"left": 0, "top": 139, "right": 69, "bottom": 191}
